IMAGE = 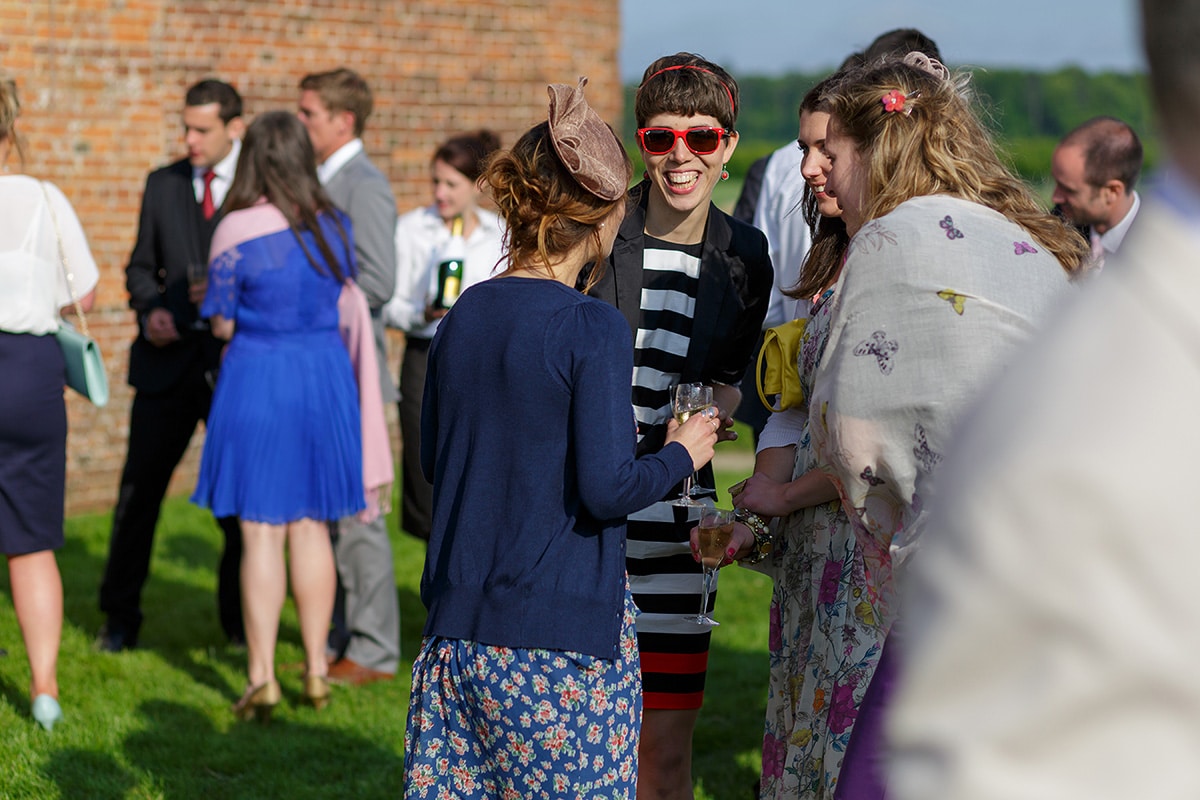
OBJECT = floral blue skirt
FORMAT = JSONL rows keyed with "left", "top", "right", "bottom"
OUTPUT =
{"left": 404, "top": 591, "right": 641, "bottom": 799}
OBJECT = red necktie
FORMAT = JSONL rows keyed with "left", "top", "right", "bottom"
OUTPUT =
{"left": 201, "top": 169, "right": 216, "bottom": 220}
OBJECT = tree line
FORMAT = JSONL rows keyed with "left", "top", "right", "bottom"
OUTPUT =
{"left": 624, "top": 67, "right": 1158, "bottom": 190}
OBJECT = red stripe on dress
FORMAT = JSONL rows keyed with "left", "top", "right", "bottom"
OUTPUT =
{"left": 640, "top": 649, "right": 710, "bottom": 675}
{"left": 643, "top": 689, "right": 706, "bottom": 710}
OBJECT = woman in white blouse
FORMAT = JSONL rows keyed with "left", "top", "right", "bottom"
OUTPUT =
{"left": 0, "top": 78, "right": 99, "bottom": 732}
{"left": 382, "top": 130, "right": 505, "bottom": 542}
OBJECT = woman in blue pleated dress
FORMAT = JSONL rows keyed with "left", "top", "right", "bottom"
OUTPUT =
{"left": 191, "top": 111, "right": 363, "bottom": 721}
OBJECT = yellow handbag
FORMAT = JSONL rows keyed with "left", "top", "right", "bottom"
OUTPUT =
{"left": 755, "top": 318, "right": 807, "bottom": 413}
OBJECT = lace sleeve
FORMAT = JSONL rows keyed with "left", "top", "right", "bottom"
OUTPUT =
{"left": 201, "top": 245, "right": 241, "bottom": 320}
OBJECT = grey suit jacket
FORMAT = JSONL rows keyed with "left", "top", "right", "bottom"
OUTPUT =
{"left": 326, "top": 150, "right": 399, "bottom": 402}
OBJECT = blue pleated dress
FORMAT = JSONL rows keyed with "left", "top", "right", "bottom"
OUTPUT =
{"left": 192, "top": 204, "right": 364, "bottom": 524}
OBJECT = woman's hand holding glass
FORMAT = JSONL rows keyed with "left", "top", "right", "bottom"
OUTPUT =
{"left": 670, "top": 383, "right": 717, "bottom": 506}
{"left": 689, "top": 520, "right": 755, "bottom": 565}
{"left": 663, "top": 407, "right": 719, "bottom": 474}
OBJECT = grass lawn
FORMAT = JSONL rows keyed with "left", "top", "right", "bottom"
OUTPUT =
{"left": 0, "top": 431, "right": 769, "bottom": 799}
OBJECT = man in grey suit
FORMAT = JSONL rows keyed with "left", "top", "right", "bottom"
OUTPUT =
{"left": 298, "top": 67, "right": 400, "bottom": 685}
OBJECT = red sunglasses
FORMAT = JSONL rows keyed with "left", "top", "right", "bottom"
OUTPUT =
{"left": 636, "top": 126, "right": 730, "bottom": 156}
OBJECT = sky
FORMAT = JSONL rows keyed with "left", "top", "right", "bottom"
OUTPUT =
{"left": 620, "top": 0, "right": 1145, "bottom": 81}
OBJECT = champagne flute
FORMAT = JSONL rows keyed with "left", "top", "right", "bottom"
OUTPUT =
{"left": 671, "top": 383, "right": 714, "bottom": 507}
{"left": 688, "top": 508, "right": 735, "bottom": 626}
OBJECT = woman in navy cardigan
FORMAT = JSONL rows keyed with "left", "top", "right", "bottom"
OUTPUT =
{"left": 402, "top": 79, "right": 719, "bottom": 800}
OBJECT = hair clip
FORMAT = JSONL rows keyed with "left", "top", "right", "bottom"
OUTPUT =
{"left": 882, "top": 89, "right": 907, "bottom": 113}
{"left": 902, "top": 51, "right": 950, "bottom": 82}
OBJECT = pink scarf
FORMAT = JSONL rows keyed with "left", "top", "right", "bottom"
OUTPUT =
{"left": 337, "top": 282, "right": 394, "bottom": 523}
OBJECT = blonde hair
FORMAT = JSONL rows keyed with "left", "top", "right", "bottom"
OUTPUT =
{"left": 827, "top": 59, "right": 1088, "bottom": 274}
{"left": 0, "top": 77, "right": 24, "bottom": 168}
{"left": 485, "top": 121, "right": 630, "bottom": 290}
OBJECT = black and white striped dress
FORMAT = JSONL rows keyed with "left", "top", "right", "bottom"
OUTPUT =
{"left": 626, "top": 236, "right": 717, "bottom": 710}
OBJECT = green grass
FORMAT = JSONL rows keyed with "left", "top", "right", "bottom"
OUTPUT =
{"left": 0, "top": 431, "right": 768, "bottom": 799}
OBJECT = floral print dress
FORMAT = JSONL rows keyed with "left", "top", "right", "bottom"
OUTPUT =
{"left": 404, "top": 590, "right": 642, "bottom": 800}
{"left": 804, "top": 195, "right": 1071, "bottom": 798}
{"left": 758, "top": 289, "right": 888, "bottom": 800}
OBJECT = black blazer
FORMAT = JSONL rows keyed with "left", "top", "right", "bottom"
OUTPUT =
{"left": 587, "top": 182, "right": 774, "bottom": 455}
{"left": 125, "top": 158, "right": 226, "bottom": 393}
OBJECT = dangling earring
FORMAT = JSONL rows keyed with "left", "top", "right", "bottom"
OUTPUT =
{"left": 643, "top": 170, "right": 649, "bottom": 181}
{"left": 720, "top": 165, "right": 730, "bottom": 181}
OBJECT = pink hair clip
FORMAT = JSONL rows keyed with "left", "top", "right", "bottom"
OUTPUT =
{"left": 881, "top": 89, "right": 907, "bottom": 113}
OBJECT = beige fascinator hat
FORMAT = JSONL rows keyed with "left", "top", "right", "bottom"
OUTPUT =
{"left": 546, "top": 77, "right": 628, "bottom": 201}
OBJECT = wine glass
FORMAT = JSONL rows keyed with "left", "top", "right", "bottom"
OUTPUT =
{"left": 671, "top": 383, "right": 714, "bottom": 507}
{"left": 187, "top": 261, "right": 209, "bottom": 330}
{"left": 687, "top": 507, "right": 735, "bottom": 626}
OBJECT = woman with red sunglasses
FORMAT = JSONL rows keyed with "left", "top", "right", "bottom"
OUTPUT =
{"left": 583, "top": 51, "right": 773, "bottom": 800}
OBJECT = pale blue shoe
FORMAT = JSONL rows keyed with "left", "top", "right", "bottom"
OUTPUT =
{"left": 31, "top": 694, "right": 62, "bottom": 732}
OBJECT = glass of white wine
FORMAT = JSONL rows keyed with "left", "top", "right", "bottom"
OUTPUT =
{"left": 671, "top": 383, "right": 714, "bottom": 507}
{"left": 688, "top": 507, "right": 735, "bottom": 626}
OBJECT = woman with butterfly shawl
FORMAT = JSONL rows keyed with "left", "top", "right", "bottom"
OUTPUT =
{"left": 806, "top": 55, "right": 1088, "bottom": 799}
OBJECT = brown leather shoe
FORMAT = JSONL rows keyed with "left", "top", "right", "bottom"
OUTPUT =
{"left": 326, "top": 657, "right": 394, "bottom": 686}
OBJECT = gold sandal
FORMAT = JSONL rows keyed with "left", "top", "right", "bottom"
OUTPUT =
{"left": 303, "top": 674, "right": 331, "bottom": 711}
{"left": 232, "top": 680, "right": 281, "bottom": 723}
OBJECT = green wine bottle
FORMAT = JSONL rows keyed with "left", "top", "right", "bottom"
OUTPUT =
{"left": 433, "top": 216, "right": 466, "bottom": 310}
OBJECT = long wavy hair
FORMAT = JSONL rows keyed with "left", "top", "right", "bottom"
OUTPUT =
{"left": 787, "top": 75, "right": 851, "bottom": 301}
{"left": 0, "top": 77, "right": 24, "bottom": 168}
{"left": 224, "top": 111, "right": 351, "bottom": 281}
{"left": 826, "top": 59, "right": 1088, "bottom": 274}
{"left": 485, "top": 121, "right": 630, "bottom": 292}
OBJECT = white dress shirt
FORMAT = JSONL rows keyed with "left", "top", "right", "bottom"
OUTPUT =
{"left": 191, "top": 138, "right": 241, "bottom": 210}
{"left": 316, "top": 138, "right": 363, "bottom": 186}
{"left": 381, "top": 205, "right": 506, "bottom": 338}
{"left": 753, "top": 142, "right": 812, "bottom": 329}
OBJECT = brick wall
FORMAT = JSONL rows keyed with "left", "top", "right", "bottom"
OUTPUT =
{"left": 3, "top": 0, "right": 622, "bottom": 516}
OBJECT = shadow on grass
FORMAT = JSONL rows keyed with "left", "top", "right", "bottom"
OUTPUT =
{"left": 48, "top": 505, "right": 283, "bottom": 700}
{"left": 41, "top": 749, "right": 136, "bottom": 799}
{"left": 695, "top": 638, "right": 769, "bottom": 800}
{"left": 42, "top": 699, "right": 404, "bottom": 799}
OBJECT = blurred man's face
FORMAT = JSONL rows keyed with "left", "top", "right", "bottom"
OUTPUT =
{"left": 1050, "top": 144, "right": 1108, "bottom": 228}
{"left": 183, "top": 103, "right": 240, "bottom": 169}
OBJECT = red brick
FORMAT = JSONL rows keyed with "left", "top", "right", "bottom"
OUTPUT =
{"left": 2, "top": 0, "right": 619, "bottom": 515}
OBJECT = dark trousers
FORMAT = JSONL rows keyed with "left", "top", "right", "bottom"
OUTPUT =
{"left": 99, "top": 360, "right": 243, "bottom": 641}
{"left": 398, "top": 338, "right": 433, "bottom": 541}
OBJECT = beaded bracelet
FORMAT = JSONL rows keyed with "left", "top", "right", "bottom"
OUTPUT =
{"left": 734, "top": 509, "right": 773, "bottom": 564}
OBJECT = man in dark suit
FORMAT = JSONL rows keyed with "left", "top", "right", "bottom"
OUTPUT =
{"left": 298, "top": 68, "right": 400, "bottom": 685}
{"left": 97, "top": 79, "right": 247, "bottom": 652}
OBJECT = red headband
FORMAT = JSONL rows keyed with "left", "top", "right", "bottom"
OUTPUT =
{"left": 642, "top": 65, "right": 736, "bottom": 121}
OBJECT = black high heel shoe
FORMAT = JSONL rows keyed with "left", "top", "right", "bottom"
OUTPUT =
{"left": 232, "top": 680, "right": 281, "bottom": 723}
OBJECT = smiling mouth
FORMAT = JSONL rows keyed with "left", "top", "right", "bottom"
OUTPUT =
{"left": 665, "top": 172, "right": 700, "bottom": 192}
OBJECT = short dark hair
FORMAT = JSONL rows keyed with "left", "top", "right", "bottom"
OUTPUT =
{"left": 434, "top": 130, "right": 502, "bottom": 183}
{"left": 184, "top": 79, "right": 243, "bottom": 124}
{"left": 1062, "top": 116, "right": 1143, "bottom": 192}
{"left": 862, "top": 28, "right": 943, "bottom": 63}
{"left": 635, "top": 52, "right": 739, "bottom": 131}
{"left": 841, "top": 29, "right": 942, "bottom": 71}
{"left": 299, "top": 68, "right": 373, "bottom": 137}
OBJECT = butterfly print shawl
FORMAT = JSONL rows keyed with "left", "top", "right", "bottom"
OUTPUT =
{"left": 809, "top": 195, "right": 1072, "bottom": 593}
